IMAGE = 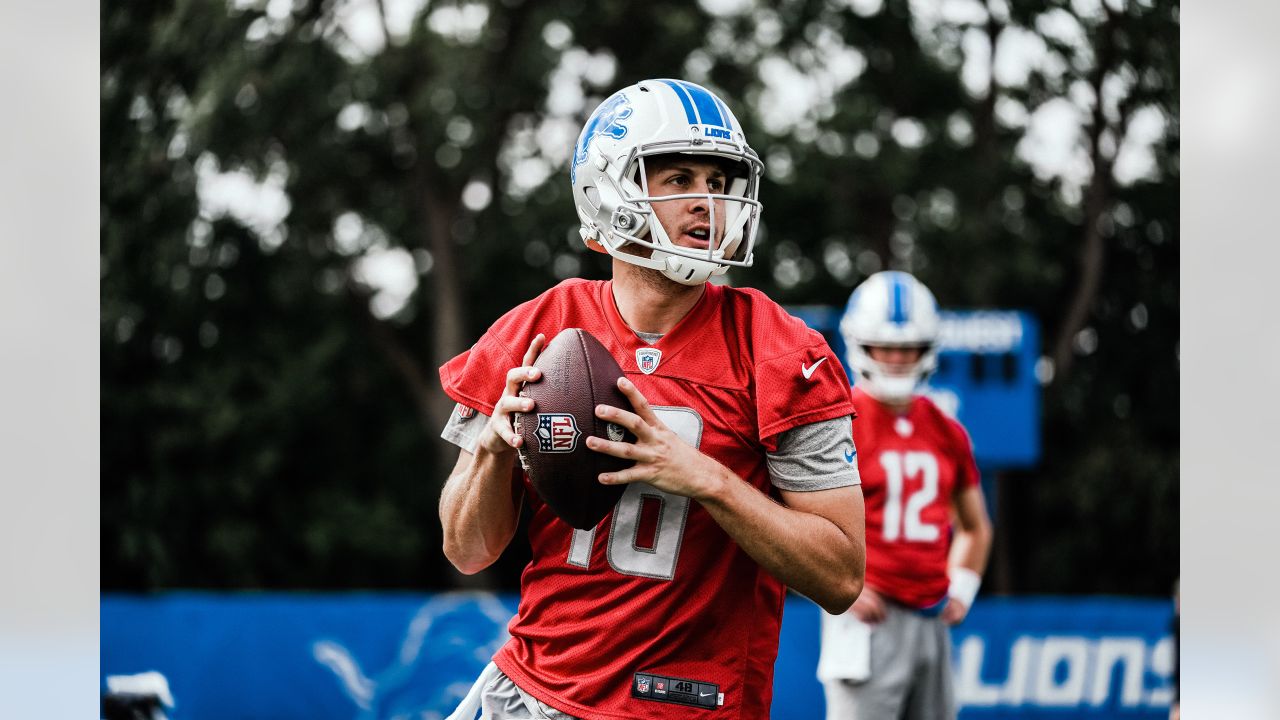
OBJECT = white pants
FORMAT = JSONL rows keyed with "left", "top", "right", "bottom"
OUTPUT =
{"left": 446, "top": 662, "right": 580, "bottom": 720}
{"left": 820, "top": 602, "right": 956, "bottom": 720}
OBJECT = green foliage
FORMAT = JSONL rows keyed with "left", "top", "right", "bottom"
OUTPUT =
{"left": 103, "top": 0, "right": 1177, "bottom": 594}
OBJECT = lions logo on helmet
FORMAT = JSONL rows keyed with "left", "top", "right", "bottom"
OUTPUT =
{"left": 570, "top": 78, "right": 765, "bottom": 286}
{"left": 839, "top": 271, "right": 941, "bottom": 404}
{"left": 571, "top": 92, "right": 633, "bottom": 185}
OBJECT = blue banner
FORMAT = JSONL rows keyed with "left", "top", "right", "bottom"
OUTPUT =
{"left": 785, "top": 306, "right": 1043, "bottom": 467}
{"left": 101, "top": 593, "right": 1174, "bottom": 719}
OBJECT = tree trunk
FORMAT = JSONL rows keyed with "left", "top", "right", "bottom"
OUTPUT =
{"left": 1050, "top": 12, "right": 1119, "bottom": 384}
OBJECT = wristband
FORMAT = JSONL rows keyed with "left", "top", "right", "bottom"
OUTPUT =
{"left": 948, "top": 568, "right": 982, "bottom": 609}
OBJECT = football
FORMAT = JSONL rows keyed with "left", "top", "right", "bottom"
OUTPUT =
{"left": 515, "top": 328, "right": 636, "bottom": 529}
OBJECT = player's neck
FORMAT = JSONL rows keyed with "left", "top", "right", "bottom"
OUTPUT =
{"left": 610, "top": 259, "right": 705, "bottom": 335}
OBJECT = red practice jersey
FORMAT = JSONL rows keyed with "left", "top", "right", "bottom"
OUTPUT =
{"left": 440, "top": 279, "right": 854, "bottom": 719}
{"left": 851, "top": 386, "right": 980, "bottom": 609}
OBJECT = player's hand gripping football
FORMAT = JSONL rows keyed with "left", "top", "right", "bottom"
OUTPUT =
{"left": 477, "top": 334, "right": 546, "bottom": 456}
{"left": 587, "top": 377, "right": 721, "bottom": 500}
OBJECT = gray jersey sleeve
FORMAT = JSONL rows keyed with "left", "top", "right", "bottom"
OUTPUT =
{"left": 767, "top": 414, "right": 860, "bottom": 492}
{"left": 441, "top": 403, "right": 488, "bottom": 454}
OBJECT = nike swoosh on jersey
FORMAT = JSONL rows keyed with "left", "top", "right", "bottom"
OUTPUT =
{"left": 801, "top": 356, "right": 828, "bottom": 379}
{"left": 844, "top": 449, "right": 857, "bottom": 463}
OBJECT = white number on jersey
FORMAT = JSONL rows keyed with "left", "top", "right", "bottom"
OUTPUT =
{"left": 566, "top": 407, "right": 703, "bottom": 580}
{"left": 878, "top": 450, "right": 941, "bottom": 542}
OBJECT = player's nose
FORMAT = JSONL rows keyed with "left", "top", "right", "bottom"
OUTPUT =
{"left": 687, "top": 178, "right": 714, "bottom": 213}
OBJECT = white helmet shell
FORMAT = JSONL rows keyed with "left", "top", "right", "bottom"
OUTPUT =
{"left": 570, "top": 79, "right": 764, "bottom": 286}
{"left": 839, "top": 271, "right": 941, "bottom": 404}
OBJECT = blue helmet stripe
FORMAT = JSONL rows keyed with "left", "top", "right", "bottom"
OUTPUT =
{"left": 660, "top": 80, "right": 699, "bottom": 124}
{"left": 676, "top": 80, "right": 726, "bottom": 127}
{"left": 712, "top": 95, "right": 734, "bottom": 131}
{"left": 889, "top": 273, "right": 909, "bottom": 324}
{"left": 659, "top": 79, "right": 727, "bottom": 128}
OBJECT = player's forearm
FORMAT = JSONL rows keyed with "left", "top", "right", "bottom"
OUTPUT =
{"left": 948, "top": 520, "right": 993, "bottom": 575}
{"left": 439, "top": 448, "right": 521, "bottom": 574}
{"left": 697, "top": 467, "right": 864, "bottom": 614}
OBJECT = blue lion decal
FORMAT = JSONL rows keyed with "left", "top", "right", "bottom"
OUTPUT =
{"left": 572, "top": 92, "right": 633, "bottom": 184}
{"left": 314, "top": 592, "right": 516, "bottom": 719}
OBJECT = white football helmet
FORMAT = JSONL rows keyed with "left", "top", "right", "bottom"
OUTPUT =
{"left": 570, "top": 79, "right": 764, "bottom": 286}
{"left": 839, "top": 271, "right": 941, "bottom": 404}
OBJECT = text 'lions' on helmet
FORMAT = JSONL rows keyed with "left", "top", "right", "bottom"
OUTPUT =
{"left": 570, "top": 79, "right": 764, "bottom": 286}
{"left": 839, "top": 271, "right": 941, "bottom": 404}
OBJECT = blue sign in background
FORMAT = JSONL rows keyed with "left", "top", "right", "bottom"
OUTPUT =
{"left": 786, "top": 307, "right": 1042, "bottom": 468}
{"left": 102, "top": 593, "right": 1173, "bottom": 719}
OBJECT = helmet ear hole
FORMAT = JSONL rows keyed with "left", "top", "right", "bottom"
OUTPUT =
{"left": 583, "top": 186, "right": 601, "bottom": 211}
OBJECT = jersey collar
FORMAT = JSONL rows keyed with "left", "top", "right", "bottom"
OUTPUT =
{"left": 599, "top": 280, "right": 723, "bottom": 375}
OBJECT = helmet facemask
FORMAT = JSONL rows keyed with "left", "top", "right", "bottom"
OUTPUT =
{"left": 848, "top": 342, "right": 939, "bottom": 405}
{"left": 584, "top": 146, "right": 762, "bottom": 286}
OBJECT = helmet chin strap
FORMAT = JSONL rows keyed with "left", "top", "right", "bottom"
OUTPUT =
{"left": 861, "top": 372, "right": 920, "bottom": 405}
{"left": 645, "top": 210, "right": 725, "bottom": 285}
{"left": 658, "top": 252, "right": 722, "bottom": 285}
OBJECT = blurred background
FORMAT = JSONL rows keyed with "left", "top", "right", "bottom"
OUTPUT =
{"left": 100, "top": 0, "right": 1178, "bottom": 717}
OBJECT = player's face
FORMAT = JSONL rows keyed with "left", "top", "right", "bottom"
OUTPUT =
{"left": 866, "top": 345, "right": 925, "bottom": 375}
{"left": 643, "top": 156, "right": 729, "bottom": 251}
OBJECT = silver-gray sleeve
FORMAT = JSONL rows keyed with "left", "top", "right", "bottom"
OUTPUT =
{"left": 767, "top": 414, "right": 861, "bottom": 492}
{"left": 440, "top": 404, "right": 488, "bottom": 454}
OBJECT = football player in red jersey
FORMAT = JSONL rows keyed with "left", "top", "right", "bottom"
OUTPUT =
{"left": 437, "top": 79, "right": 866, "bottom": 719}
{"left": 818, "top": 271, "right": 993, "bottom": 720}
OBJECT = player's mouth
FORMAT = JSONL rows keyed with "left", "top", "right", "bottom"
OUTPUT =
{"left": 682, "top": 225, "right": 713, "bottom": 249}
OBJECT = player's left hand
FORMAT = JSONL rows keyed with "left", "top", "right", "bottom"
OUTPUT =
{"left": 587, "top": 377, "right": 721, "bottom": 500}
{"left": 941, "top": 598, "right": 970, "bottom": 625}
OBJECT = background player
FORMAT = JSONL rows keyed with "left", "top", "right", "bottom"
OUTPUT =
{"left": 818, "top": 271, "right": 993, "bottom": 720}
{"left": 437, "top": 79, "right": 866, "bottom": 719}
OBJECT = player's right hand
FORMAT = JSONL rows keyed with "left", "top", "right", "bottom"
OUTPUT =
{"left": 476, "top": 333, "right": 545, "bottom": 456}
{"left": 849, "top": 585, "right": 887, "bottom": 624}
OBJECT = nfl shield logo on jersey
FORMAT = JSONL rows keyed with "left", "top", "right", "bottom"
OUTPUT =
{"left": 536, "top": 413, "right": 581, "bottom": 452}
{"left": 636, "top": 347, "right": 662, "bottom": 375}
{"left": 636, "top": 675, "right": 651, "bottom": 694}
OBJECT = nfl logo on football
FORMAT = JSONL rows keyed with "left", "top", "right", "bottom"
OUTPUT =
{"left": 536, "top": 413, "right": 580, "bottom": 452}
{"left": 636, "top": 347, "right": 662, "bottom": 375}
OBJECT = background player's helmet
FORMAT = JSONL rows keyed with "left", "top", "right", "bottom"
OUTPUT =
{"left": 570, "top": 79, "right": 764, "bottom": 286}
{"left": 839, "top": 271, "right": 941, "bottom": 404}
